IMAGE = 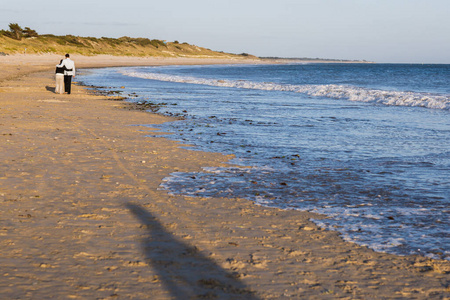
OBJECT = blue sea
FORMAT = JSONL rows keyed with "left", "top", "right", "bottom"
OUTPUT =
{"left": 78, "top": 63, "right": 450, "bottom": 261}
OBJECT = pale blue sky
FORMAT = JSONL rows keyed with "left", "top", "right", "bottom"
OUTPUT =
{"left": 1, "top": 0, "right": 449, "bottom": 63}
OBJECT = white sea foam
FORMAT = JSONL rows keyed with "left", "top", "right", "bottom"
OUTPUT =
{"left": 121, "top": 70, "right": 450, "bottom": 110}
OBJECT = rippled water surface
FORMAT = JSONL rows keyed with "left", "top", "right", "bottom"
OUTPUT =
{"left": 79, "top": 63, "right": 450, "bottom": 260}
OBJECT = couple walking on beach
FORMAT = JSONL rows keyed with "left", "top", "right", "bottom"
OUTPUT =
{"left": 55, "top": 54, "right": 75, "bottom": 94}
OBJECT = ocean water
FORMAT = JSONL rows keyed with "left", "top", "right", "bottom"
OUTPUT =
{"left": 78, "top": 63, "right": 450, "bottom": 260}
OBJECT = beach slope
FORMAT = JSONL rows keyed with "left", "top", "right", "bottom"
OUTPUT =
{"left": 0, "top": 55, "right": 448, "bottom": 299}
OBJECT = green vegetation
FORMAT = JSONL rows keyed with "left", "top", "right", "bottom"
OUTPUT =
{"left": 0, "top": 23, "right": 256, "bottom": 59}
{"left": 0, "top": 23, "right": 39, "bottom": 40}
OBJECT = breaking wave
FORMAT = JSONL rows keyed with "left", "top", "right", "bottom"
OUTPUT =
{"left": 121, "top": 70, "right": 450, "bottom": 110}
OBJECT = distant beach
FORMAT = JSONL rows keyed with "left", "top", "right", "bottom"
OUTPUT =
{"left": 0, "top": 54, "right": 448, "bottom": 299}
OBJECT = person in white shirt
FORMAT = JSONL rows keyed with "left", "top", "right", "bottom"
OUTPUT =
{"left": 57, "top": 54, "right": 76, "bottom": 94}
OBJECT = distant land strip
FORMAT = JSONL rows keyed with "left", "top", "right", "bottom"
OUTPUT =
{"left": 260, "top": 57, "right": 371, "bottom": 63}
{"left": 0, "top": 23, "right": 370, "bottom": 63}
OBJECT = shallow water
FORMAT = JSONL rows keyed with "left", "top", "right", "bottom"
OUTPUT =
{"left": 79, "top": 63, "right": 450, "bottom": 260}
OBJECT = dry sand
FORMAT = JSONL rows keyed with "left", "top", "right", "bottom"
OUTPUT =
{"left": 0, "top": 54, "right": 449, "bottom": 299}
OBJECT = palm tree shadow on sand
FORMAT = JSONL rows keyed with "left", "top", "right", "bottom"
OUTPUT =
{"left": 126, "top": 203, "right": 259, "bottom": 300}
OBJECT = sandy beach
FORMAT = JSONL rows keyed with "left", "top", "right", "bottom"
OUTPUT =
{"left": 0, "top": 54, "right": 449, "bottom": 299}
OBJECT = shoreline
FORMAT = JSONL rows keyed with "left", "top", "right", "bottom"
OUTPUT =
{"left": 0, "top": 55, "right": 449, "bottom": 299}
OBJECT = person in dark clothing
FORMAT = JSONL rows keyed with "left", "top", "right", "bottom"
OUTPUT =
{"left": 55, "top": 59, "right": 65, "bottom": 94}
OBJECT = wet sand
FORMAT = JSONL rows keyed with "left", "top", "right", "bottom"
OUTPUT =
{"left": 0, "top": 55, "right": 449, "bottom": 299}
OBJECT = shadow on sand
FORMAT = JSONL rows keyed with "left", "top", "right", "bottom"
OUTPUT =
{"left": 45, "top": 86, "right": 56, "bottom": 93}
{"left": 126, "top": 203, "right": 259, "bottom": 300}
